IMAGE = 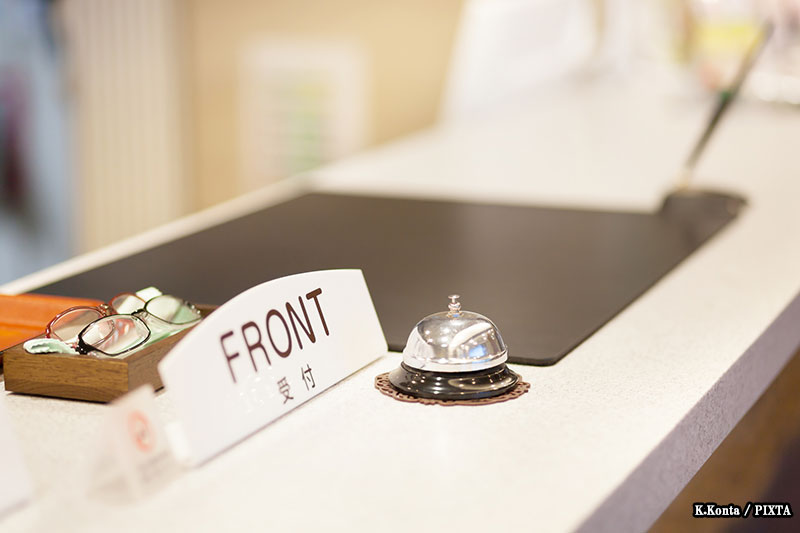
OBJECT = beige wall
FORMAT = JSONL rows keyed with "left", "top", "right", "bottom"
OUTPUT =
{"left": 183, "top": 0, "right": 464, "bottom": 209}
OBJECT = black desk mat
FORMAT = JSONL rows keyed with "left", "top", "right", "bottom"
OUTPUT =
{"left": 34, "top": 191, "right": 743, "bottom": 365}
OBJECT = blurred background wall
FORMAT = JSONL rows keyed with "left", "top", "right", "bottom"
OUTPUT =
{"left": 185, "top": 0, "right": 463, "bottom": 209}
{"left": 0, "top": 0, "right": 72, "bottom": 284}
{"left": 2, "top": 0, "right": 798, "bottom": 284}
{"left": 59, "top": 0, "right": 463, "bottom": 256}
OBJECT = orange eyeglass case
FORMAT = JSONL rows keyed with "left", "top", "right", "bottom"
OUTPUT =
{"left": 0, "top": 293, "right": 104, "bottom": 364}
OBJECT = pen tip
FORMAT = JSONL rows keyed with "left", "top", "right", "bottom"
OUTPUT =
{"left": 676, "top": 167, "right": 693, "bottom": 190}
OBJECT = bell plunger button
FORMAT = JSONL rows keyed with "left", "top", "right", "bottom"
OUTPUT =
{"left": 447, "top": 294, "right": 462, "bottom": 316}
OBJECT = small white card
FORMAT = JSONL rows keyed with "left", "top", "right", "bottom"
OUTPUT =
{"left": 0, "top": 393, "right": 34, "bottom": 517}
{"left": 158, "top": 269, "right": 387, "bottom": 464}
{"left": 90, "top": 385, "right": 179, "bottom": 500}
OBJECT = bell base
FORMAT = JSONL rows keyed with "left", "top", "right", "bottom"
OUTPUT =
{"left": 387, "top": 362, "right": 519, "bottom": 400}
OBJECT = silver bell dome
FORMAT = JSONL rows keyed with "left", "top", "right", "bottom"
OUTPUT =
{"left": 402, "top": 295, "right": 508, "bottom": 373}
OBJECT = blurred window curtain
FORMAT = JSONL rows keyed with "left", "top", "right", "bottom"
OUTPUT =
{"left": 0, "top": 0, "right": 73, "bottom": 285}
{"left": 59, "top": 0, "right": 187, "bottom": 252}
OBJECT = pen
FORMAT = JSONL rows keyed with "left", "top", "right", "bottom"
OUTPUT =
{"left": 677, "top": 21, "right": 774, "bottom": 190}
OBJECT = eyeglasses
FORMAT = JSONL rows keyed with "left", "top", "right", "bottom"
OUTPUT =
{"left": 45, "top": 293, "right": 201, "bottom": 356}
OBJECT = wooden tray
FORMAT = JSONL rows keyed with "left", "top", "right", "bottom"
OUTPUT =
{"left": 1, "top": 305, "right": 215, "bottom": 403}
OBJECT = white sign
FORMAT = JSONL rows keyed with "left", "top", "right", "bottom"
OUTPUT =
{"left": 0, "top": 393, "right": 33, "bottom": 517}
{"left": 158, "top": 269, "right": 387, "bottom": 464}
{"left": 90, "top": 385, "right": 179, "bottom": 500}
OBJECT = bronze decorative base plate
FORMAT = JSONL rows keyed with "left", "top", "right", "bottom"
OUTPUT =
{"left": 375, "top": 371, "right": 530, "bottom": 406}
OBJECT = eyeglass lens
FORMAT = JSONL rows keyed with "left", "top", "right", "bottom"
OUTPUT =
{"left": 50, "top": 308, "right": 105, "bottom": 344}
{"left": 146, "top": 295, "right": 200, "bottom": 324}
{"left": 110, "top": 293, "right": 146, "bottom": 314}
{"left": 81, "top": 316, "right": 149, "bottom": 356}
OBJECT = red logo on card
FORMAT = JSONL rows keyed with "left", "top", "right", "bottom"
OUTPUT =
{"left": 128, "top": 410, "right": 155, "bottom": 452}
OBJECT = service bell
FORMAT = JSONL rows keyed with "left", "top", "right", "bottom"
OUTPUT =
{"left": 388, "top": 295, "right": 519, "bottom": 399}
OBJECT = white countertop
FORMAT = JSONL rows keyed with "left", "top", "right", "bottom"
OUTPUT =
{"left": 3, "top": 78, "right": 800, "bottom": 532}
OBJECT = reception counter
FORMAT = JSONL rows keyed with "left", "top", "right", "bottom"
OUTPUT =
{"left": 2, "top": 79, "right": 800, "bottom": 532}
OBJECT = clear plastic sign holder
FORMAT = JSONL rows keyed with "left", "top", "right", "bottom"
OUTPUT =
{"left": 0, "top": 392, "right": 34, "bottom": 517}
